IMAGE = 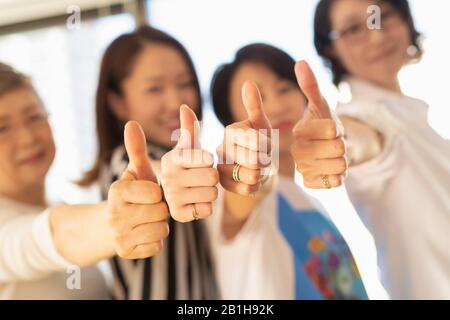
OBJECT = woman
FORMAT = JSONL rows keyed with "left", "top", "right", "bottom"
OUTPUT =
{"left": 292, "top": 0, "right": 450, "bottom": 299}
{"left": 79, "top": 26, "right": 221, "bottom": 300}
{"left": 0, "top": 63, "right": 171, "bottom": 299}
{"left": 209, "top": 43, "right": 368, "bottom": 299}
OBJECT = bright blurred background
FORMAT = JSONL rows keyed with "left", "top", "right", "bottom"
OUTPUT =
{"left": 0, "top": 0, "right": 448, "bottom": 299}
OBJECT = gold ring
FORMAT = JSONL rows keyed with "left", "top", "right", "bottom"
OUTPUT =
{"left": 192, "top": 204, "right": 199, "bottom": 220}
{"left": 321, "top": 175, "right": 332, "bottom": 189}
{"left": 232, "top": 164, "right": 241, "bottom": 182}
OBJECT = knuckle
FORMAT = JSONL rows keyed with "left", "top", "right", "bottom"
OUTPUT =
{"left": 116, "top": 248, "right": 127, "bottom": 258}
{"left": 107, "top": 181, "right": 122, "bottom": 201}
{"left": 335, "top": 139, "right": 346, "bottom": 156}
{"left": 248, "top": 170, "right": 260, "bottom": 185}
{"left": 296, "top": 161, "right": 312, "bottom": 174}
{"left": 336, "top": 158, "right": 348, "bottom": 173}
{"left": 202, "top": 150, "right": 214, "bottom": 166}
{"left": 169, "top": 194, "right": 183, "bottom": 208}
{"left": 160, "top": 223, "right": 170, "bottom": 239}
{"left": 149, "top": 183, "right": 163, "bottom": 202}
{"left": 115, "top": 239, "right": 131, "bottom": 257}
{"left": 325, "top": 121, "right": 338, "bottom": 139}
{"left": 334, "top": 175, "right": 344, "bottom": 187}
{"left": 203, "top": 204, "right": 213, "bottom": 218}
{"left": 148, "top": 242, "right": 163, "bottom": 256}
{"left": 170, "top": 209, "right": 186, "bottom": 223}
{"left": 303, "top": 174, "right": 317, "bottom": 189}
{"left": 303, "top": 180, "right": 314, "bottom": 189}
{"left": 209, "top": 187, "right": 219, "bottom": 201}
{"left": 159, "top": 176, "right": 170, "bottom": 191}
{"left": 158, "top": 202, "right": 170, "bottom": 219}
{"left": 206, "top": 169, "right": 219, "bottom": 186}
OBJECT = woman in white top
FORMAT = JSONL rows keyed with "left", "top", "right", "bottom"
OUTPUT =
{"left": 209, "top": 43, "right": 368, "bottom": 299}
{"left": 291, "top": 0, "right": 450, "bottom": 299}
{"left": 0, "top": 63, "right": 172, "bottom": 299}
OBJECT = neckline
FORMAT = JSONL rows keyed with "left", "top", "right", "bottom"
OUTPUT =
{"left": 0, "top": 194, "right": 47, "bottom": 212}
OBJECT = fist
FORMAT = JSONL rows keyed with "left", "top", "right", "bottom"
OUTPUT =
{"left": 107, "top": 121, "right": 169, "bottom": 259}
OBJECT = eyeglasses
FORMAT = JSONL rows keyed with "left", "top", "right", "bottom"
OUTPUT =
{"left": 0, "top": 111, "right": 49, "bottom": 141}
{"left": 329, "top": 9, "right": 404, "bottom": 43}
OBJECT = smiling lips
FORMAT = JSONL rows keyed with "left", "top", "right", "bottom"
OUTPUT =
{"left": 18, "top": 150, "right": 46, "bottom": 166}
{"left": 164, "top": 121, "right": 180, "bottom": 133}
{"left": 370, "top": 45, "right": 398, "bottom": 63}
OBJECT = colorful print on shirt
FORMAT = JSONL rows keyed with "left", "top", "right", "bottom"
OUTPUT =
{"left": 277, "top": 193, "right": 368, "bottom": 300}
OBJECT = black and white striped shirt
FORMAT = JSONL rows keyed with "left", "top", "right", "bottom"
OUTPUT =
{"left": 100, "top": 145, "right": 218, "bottom": 300}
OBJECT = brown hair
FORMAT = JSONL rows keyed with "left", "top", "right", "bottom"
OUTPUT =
{"left": 79, "top": 26, "right": 202, "bottom": 186}
{"left": 314, "top": 0, "right": 423, "bottom": 86}
{"left": 0, "top": 63, "right": 34, "bottom": 97}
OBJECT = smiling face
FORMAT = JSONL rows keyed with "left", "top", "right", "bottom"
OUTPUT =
{"left": 110, "top": 43, "right": 200, "bottom": 149}
{"left": 229, "top": 63, "right": 306, "bottom": 154}
{"left": 0, "top": 88, "right": 55, "bottom": 195}
{"left": 329, "top": 0, "right": 412, "bottom": 86}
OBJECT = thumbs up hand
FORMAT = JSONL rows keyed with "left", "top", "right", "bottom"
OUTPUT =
{"left": 160, "top": 105, "right": 219, "bottom": 223}
{"left": 107, "top": 121, "right": 169, "bottom": 259}
{"left": 217, "top": 81, "right": 273, "bottom": 196}
{"left": 290, "top": 61, "right": 347, "bottom": 189}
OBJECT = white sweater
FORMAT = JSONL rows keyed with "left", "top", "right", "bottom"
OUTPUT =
{"left": 0, "top": 196, "right": 108, "bottom": 299}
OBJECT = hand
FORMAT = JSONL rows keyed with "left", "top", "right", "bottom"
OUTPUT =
{"left": 290, "top": 61, "right": 347, "bottom": 189}
{"left": 217, "top": 81, "right": 273, "bottom": 196}
{"left": 161, "top": 105, "right": 219, "bottom": 223}
{"left": 107, "top": 121, "right": 169, "bottom": 259}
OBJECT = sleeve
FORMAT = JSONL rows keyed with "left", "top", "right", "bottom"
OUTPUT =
{"left": 337, "top": 99, "right": 403, "bottom": 191}
{"left": 0, "top": 210, "right": 72, "bottom": 283}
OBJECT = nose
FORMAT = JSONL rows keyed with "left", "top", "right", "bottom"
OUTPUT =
{"left": 16, "top": 123, "right": 37, "bottom": 147}
{"left": 262, "top": 94, "right": 283, "bottom": 120}
{"left": 165, "top": 87, "right": 184, "bottom": 111}
{"left": 369, "top": 27, "right": 388, "bottom": 46}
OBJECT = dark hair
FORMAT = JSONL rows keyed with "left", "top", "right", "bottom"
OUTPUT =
{"left": 79, "top": 26, "right": 202, "bottom": 186}
{"left": 0, "top": 62, "right": 33, "bottom": 96}
{"left": 314, "top": 0, "right": 423, "bottom": 86}
{"left": 211, "top": 43, "right": 302, "bottom": 127}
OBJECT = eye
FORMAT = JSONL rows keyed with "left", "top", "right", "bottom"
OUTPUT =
{"left": 178, "top": 79, "right": 195, "bottom": 89}
{"left": 28, "top": 113, "right": 46, "bottom": 123}
{"left": 381, "top": 9, "right": 400, "bottom": 24}
{"left": 344, "top": 23, "right": 365, "bottom": 36}
{"left": 146, "top": 86, "right": 163, "bottom": 93}
{"left": 382, "top": 9, "right": 396, "bottom": 19}
{"left": 277, "top": 83, "right": 295, "bottom": 95}
{"left": 0, "top": 125, "right": 11, "bottom": 134}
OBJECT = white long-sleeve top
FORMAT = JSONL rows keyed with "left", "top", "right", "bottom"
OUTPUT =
{"left": 337, "top": 77, "right": 450, "bottom": 299}
{"left": 0, "top": 196, "right": 108, "bottom": 299}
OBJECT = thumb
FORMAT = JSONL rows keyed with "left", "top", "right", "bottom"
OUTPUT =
{"left": 242, "top": 81, "right": 272, "bottom": 133}
{"left": 295, "top": 60, "right": 332, "bottom": 120}
{"left": 123, "top": 121, "right": 157, "bottom": 182}
{"left": 176, "top": 104, "right": 201, "bottom": 149}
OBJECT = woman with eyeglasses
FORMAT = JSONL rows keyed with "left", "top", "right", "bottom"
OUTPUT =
{"left": 291, "top": 0, "right": 450, "bottom": 299}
